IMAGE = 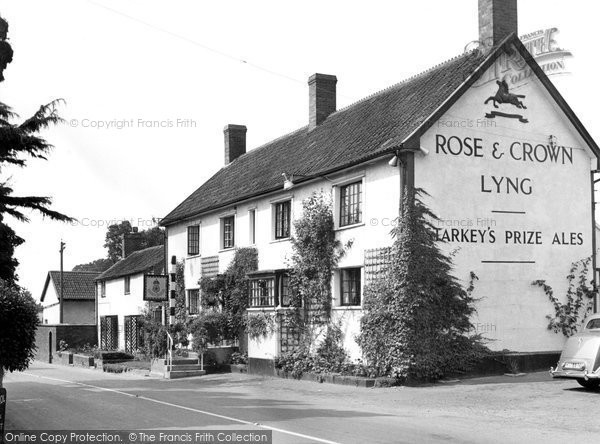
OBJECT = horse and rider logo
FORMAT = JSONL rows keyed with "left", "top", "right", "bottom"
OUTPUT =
{"left": 484, "top": 79, "right": 529, "bottom": 123}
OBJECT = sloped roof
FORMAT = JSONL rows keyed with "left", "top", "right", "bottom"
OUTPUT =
{"left": 96, "top": 245, "right": 164, "bottom": 282}
{"left": 41, "top": 271, "right": 99, "bottom": 302}
{"left": 161, "top": 34, "right": 599, "bottom": 226}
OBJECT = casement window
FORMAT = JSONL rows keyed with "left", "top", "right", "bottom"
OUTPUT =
{"left": 250, "top": 278, "right": 275, "bottom": 307}
{"left": 152, "top": 306, "right": 162, "bottom": 324}
{"left": 100, "top": 281, "right": 106, "bottom": 298}
{"left": 249, "top": 271, "right": 290, "bottom": 308}
{"left": 188, "top": 289, "right": 200, "bottom": 315}
{"left": 274, "top": 200, "right": 291, "bottom": 239}
{"left": 124, "top": 276, "right": 131, "bottom": 294}
{"left": 340, "top": 267, "right": 362, "bottom": 306}
{"left": 221, "top": 216, "right": 235, "bottom": 249}
{"left": 187, "top": 225, "right": 200, "bottom": 256}
{"left": 339, "top": 181, "right": 363, "bottom": 227}
{"left": 249, "top": 209, "right": 256, "bottom": 245}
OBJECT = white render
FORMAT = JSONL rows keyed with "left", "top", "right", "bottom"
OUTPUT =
{"left": 166, "top": 161, "right": 400, "bottom": 361}
{"left": 97, "top": 274, "right": 148, "bottom": 351}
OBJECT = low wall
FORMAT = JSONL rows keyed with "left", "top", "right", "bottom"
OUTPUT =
{"left": 248, "top": 358, "right": 275, "bottom": 376}
{"left": 207, "top": 346, "right": 238, "bottom": 364}
{"left": 34, "top": 324, "right": 97, "bottom": 364}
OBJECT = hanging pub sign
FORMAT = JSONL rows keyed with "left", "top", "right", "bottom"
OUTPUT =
{"left": 143, "top": 274, "right": 168, "bottom": 301}
{"left": 0, "top": 387, "right": 6, "bottom": 440}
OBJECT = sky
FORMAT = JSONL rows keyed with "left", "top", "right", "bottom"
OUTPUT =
{"left": 1, "top": 0, "right": 599, "bottom": 300}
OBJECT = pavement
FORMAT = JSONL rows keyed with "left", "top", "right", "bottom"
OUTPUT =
{"left": 3, "top": 361, "right": 600, "bottom": 444}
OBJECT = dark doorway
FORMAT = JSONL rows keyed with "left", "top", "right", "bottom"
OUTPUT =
{"left": 48, "top": 331, "right": 53, "bottom": 363}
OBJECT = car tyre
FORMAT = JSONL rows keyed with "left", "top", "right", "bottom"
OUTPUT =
{"left": 576, "top": 379, "right": 600, "bottom": 390}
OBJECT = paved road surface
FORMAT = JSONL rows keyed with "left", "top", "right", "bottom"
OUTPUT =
{"left": 3, "top": 362, "right": 600, "bottom": 443}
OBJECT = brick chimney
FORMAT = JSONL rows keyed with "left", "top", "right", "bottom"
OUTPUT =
{"left": 122, "top": 230, "right": 145, "bottom": 258}
{"left": 479, "top": 0, "right": 518, "bottom": 48}
{"left": 308, "top": 73, "right": 337, "bottom": 130}
{"left": 224, "top": 124, "right": 247, "bottom": 164}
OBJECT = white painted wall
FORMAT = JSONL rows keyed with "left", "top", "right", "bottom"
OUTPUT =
{"left": 97, "top": 274, "right": 147, "bottom": 350}
{"left": 42, "top": 282, "right": 60, "bottom": 324}
{"left": 417, "top": 43, "right": 596, "bottom": 352}
{"left": 166, "top": 161, "right": 400, "bottom": 360}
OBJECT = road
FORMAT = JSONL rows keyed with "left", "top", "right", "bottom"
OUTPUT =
{"left": 3, "top": 362, "right": 600, "bottom": 443}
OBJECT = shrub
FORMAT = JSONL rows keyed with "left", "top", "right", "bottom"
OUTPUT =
{"left": 188, "top": 311, "right": 229, "bottom": 353}
{"left": 357, "top": 189, "right": 486, "bottom": 382}
{"left": 0, "top": 280, "right": 40, "bottom": 386}
{"left": 229, "top": 351, "right": 248, "bottom": 365}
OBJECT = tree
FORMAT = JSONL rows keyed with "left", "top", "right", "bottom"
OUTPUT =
{"left": 0, "top": 15, "right": 72, "bottom": 283}
{"left": 0, "top": 280, "right": 40, "bottom": 387}
{"left": 103, "top": 220, "right": 133, "bottom": 263}
{"left": 71, "top": 258, "right": 114, "bottom": 273}
{"left": 102, "top": 221, "right": 164, "bottom": 264}
{"left": 357, "top": 189, "right": 484, "bottom": 382}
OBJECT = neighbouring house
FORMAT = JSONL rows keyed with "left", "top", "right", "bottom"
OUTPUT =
{"left": 160, "top": 0, "right": 599, "bottom": 372}
{"left": 96, "top": 242, "right": 165, "bottom": 353}
{"left": 40, "top": 270, "right": 99, "bottom": 325}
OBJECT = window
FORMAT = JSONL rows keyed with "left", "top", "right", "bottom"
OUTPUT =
{"left": 274, "top": 201, "right": 291, "bottom": 239}
{"left": 249, "top": 209, "right": 256, "bottom": 245}
{"left": 250, "top": 278, "right": 275, "bottom": 307}
{"left": 278, "top": 274, "right": 290, "bottom": 307}
{"left": 586, "top": 318, "right": 600, "bottom": 329}
{"left": 187, "top": 225, "right": 200, "bottom": 255}
{"left": 188, "top": 289, "right": 200, "bottom": 315}
{"left": 100, "top": 281, "right": 106, "bottom": 298}
{"left": 249, "top": 271, "right": 290, "bottom": 307}
{"left": 339, "top": 181, "right": 362, "bottom": 226}
{"left": 221, "top": 216, "right": 235, "bottom": 249}
{"left": 340, "top": 268, "right": 361, "bottom": 306}
{"left": 124, "top": 276, "right": 130, "bottom": 294}
{"left": 152, "top": 306, "right": 162, "bottom": 323}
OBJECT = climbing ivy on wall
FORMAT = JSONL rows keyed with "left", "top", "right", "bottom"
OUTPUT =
{"left": 287, "top": 192, "right": 350, "bottom": 345}
{"left": 357, "top": 188, "right": 485, "bottom": 382}
{"left": 532, "top": 257, "right": 595, "bottom": 337}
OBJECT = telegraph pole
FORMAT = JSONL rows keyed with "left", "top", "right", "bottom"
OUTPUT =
{"left": 59, "top": 240, "right": 66, "bottom": 323}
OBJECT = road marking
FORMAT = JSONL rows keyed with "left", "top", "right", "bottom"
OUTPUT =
{"left": 22, "top": 372, "right": 340, "bottom": 444}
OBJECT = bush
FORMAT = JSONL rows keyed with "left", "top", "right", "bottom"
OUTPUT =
{"left": 188, "top": 311, "right": 229, "bottom": 353}
{"left": 140, "top": 315, "right": 168, "bottom": 359}
{"left": 229, "top": 351, "right": 248, "bottom": 365}
{"left": 0, "top": 280, "right": 40, "bottom": 385}
{"left": 357, "top": 189, "right": 486, "bottom": 381}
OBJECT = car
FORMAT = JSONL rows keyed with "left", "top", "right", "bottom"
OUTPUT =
{"left": 551, "top": 313, "right": 600, "bottom": 389}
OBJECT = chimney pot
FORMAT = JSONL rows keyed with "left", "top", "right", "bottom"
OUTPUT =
{"left": 308, "top": 73, "right": 337, "bottom": 130}
{"left": 224, "top": 124, "right": 247, "bottom": 164}
{"left": 479, "top": 0, "right": 518, "bottom": 48}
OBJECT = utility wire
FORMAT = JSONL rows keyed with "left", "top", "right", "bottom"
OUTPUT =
{"left": 87, "top": 0, "right": 305, "bottom": 86}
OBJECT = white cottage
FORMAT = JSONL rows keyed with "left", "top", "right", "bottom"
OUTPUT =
{"left": 96, "top": 245, "right": 165, "bottom": 352}
{"left": 161, "top": 0, "right": 599, "bottom": 371}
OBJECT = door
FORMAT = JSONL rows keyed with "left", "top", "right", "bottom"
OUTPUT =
{"left": 124, "top": 315, "right": 143, "bottom": 354}
{"left": 100, "top": 315, "right": 118, "bottom": 350}
{"left": 48, "top": 331, "right": 53, "bottom": 363}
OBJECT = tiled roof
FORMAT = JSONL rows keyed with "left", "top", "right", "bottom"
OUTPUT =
{"left": 96, "top": 245, "right": 164, "bottom": 282}
{"left": 161, "top": 34, "right": 600, "bottom": 226}
{"left": 161, "top": 49, "right": 489, "bottom": 225}
{"left": 42, "top": 271, "right": 99, "bottom": 302}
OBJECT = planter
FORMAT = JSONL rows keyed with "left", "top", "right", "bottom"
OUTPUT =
{"left": 274, "top": 369, "right": 376, "bottom": 388}
{"left": 59, "top": 352, "right": 73, "bottom": 365}
{"left": 229, "top": 364, "right": 248, "bottom": 374}
{"left": 72, "top": 354, "right": 94, "bottom": 368}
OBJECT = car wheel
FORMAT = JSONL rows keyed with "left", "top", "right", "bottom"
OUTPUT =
{"left": 576, "top": 379, "right": 600, "bottom": 390}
